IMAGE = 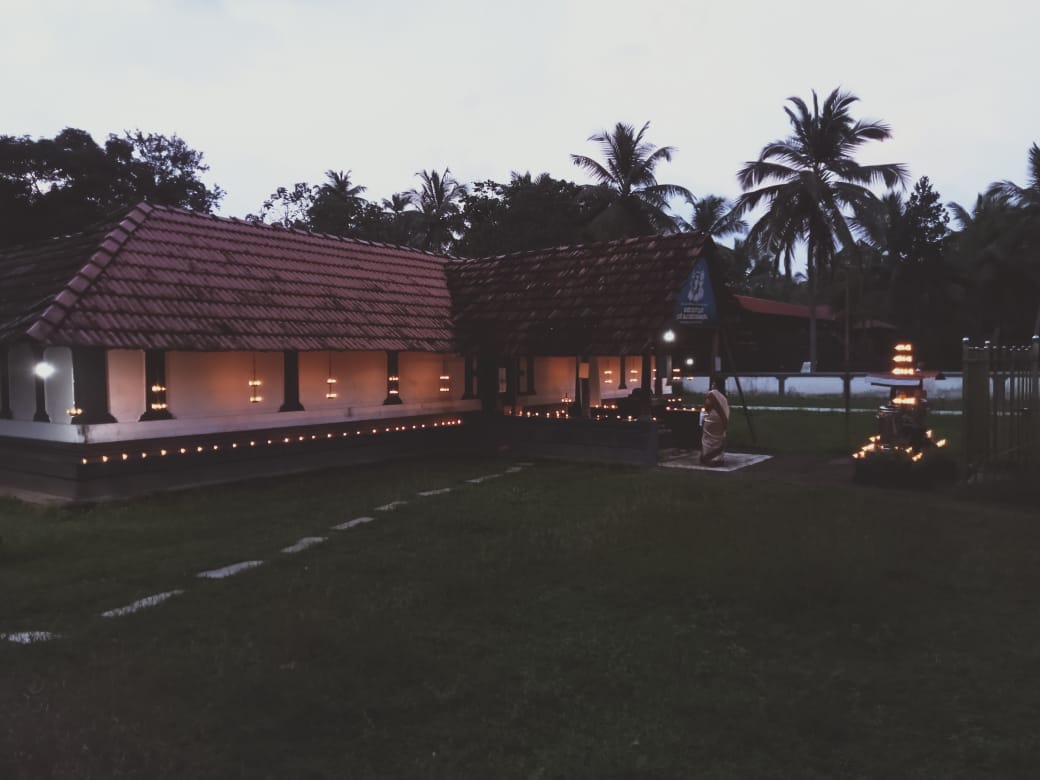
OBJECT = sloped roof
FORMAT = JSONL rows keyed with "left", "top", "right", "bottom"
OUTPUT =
{"left": 1, "top": 222, "right": 121, "bottom": 345}
{"left": 734, "top": 294, "right": 834, "bottom": 321}
{"left": 448, "top": 232, "right": 713, "bottom": 356}
{"left": 0, "top": 203, "right": 455, "bottom": 352}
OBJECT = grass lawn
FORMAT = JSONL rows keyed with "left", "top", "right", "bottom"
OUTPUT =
{"left": 4, "top": 443, "right": 1036, "bottom": 778}
{"left": 726, "top": 407, "right": 961, "bottom": 459}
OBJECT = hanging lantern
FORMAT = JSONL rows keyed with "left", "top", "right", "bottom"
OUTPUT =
{"left": 150, "top": 383, "right": 168, "bottom": 411}
{"left": 249, "top": 353, "right": 263, "bottom": 403}
{"left": 325, "top": 352, "right": 338, "bottom": 399}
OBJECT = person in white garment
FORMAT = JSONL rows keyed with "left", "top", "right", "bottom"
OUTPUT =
{"left": 699, "top": 387, "right": 730, "bottom": 466}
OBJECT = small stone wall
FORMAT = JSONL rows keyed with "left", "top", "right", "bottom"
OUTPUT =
{"left": 488, "top": 416, "right": 658, "bottom": 467}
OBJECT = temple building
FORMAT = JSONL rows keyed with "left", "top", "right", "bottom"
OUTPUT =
{"left": 0, "top": 203, "right": 717, "bottom": 500}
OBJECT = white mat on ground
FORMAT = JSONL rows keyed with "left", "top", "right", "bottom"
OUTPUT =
{"left": 659, "top": 451, "right": 772, "bottom": 472}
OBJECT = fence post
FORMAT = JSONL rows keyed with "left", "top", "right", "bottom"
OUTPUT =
{"left": 1031, "top": 336, "right": 1040, "bottom": 473}
{"left": 962, "top": 338, "right": 991, "bottom": 482}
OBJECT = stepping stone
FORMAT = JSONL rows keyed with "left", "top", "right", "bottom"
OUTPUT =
{"left": 1, "top": 631, "right": 59, "bottom": 644}
{"left": 375, "top": 500, "right": 408, "bottom": 511}
{"left": 281, "top": 537, "right": 327, "bottom": 554}
{"left": 196, "top": 560, "right": 264, "bottom": 579}
{"left": 101, "top": 589, "right": 184, "bottom": 618}
{"left": 505, "top": 466, "right": 524, "bottom": 473}
{"left": 331, "top": 516, "right": 375, "bottom": 531}
{"left": 417, "top": 487, "right": 452, "bottom": 496}
{"left": 466, "top": 473, "right": 503, "bottom": 484}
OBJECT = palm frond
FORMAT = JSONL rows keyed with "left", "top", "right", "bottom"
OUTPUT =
{"left": 736, "top": 159, "right": 799, "bottom": 189}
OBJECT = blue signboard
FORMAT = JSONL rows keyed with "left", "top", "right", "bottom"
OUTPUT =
{"left": 675, "top": 258, "right": 718, "bottom": 325}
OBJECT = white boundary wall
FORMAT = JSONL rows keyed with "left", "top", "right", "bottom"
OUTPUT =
{"left": 680, "top": 374, "right": 963, "bottom": 400}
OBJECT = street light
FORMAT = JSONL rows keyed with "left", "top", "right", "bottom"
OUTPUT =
{"left": 662, "top": 329, "right": 676, "bottom": 343}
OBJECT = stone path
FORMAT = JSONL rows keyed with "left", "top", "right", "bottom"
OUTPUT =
{"left": 3, "top": 463, "right": 535, "bottom": 645}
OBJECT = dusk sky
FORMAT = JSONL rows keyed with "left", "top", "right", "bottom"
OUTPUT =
{"left": 3, "top": 0, "right": 1037, "bottom": 227}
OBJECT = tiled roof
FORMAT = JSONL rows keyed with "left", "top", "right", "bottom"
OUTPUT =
{"left": 448, "top": 232, "right": 713, "bottom": 356}
{"left": 1, "top": 204, "right": 456, "bottom": 353}
{"left": 0, "top": 223, "right": 118, "bottom": 345}
{"left": 734, "top": 294, "right": 834, "bottom": 321}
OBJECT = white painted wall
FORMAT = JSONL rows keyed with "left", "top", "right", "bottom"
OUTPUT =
{"left": 300, "top": 350, "right": 378, "bottom": 410}
{"left": 679, "top": 373, "right": 964, "bottom": 400}
{"left": 400, "top": 351, "right": 463, "bottom": 404}
{"left": 167, "top": 351, "right": 284, "bottom": 417}
{"left": 108, "top": 349, "right": 145, "bottom": 422}
{"left": 521, "top": 356, "right": 574, "bottom": 407}
{"left": 596, "top": 355, "right": 641, "bottom": 401}
{"left": 297, "top": 351, "right": 465, "bottom": 409}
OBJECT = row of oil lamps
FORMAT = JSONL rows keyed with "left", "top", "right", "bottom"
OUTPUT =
{"left": 78, "top": 418, "right": 465, "bottom": 466}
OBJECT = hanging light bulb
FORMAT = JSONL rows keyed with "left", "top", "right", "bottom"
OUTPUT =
{"left": 249, "top": 353, "right": 263, "bottom": 403}
{"left": 150, "top": 382, "right": 168, "bottom": 411}
{"left": 33, "top": 362, "right": 55, "bottom": 379}
{"left": 325, "top": 352, "right": 338, "bottom": 399}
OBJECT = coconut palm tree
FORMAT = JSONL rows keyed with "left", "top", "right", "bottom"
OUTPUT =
{"left": 988, "top": 143, "right": 1040, "bottom": 211}
{"left": 308, "top": 169, "right": 368, "bottom": 235}
{"left": 733, "top": 88, "right": 908, "bottom": 369}
{"left": 679, "top": 194, "right": 748, "bottom": 240}
{"left": 949, "top": 160, "right": 1040, "bottom": 341}
{"left": 409, "top": 168, "right": 466, "bottom": 252}
{"left": 320, "top": 169, "right": 366, "bottom": 202}
{"left": 571, "top": 121, "right": 691, "bottom": 240}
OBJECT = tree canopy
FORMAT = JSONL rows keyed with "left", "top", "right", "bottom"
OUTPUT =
{"left": 456, "top": 172, "right": 592, "bottom": 257}
{"left": 0, "top": 128, "right": 223, "bottom": 248}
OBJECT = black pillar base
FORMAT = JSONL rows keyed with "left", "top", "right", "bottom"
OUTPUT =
{"left": 140, "top": 349, "right": 174, "bottom": 421}
{"left": 279, "top": 350, "right": 305, "bottom": 412}
{"left": 71, "top": 410, "right": 117, "bottom": 425}
{"left": 71, "top": 347, "right": 116, "bottom": 425}
{"left": 139, "top": 408, "right": 174, "bottom": 422}
{"left": 383, "top": 350, "right": 403, "bottom": 406}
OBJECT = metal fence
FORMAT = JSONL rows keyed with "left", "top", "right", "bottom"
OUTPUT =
{"left": 962, "top": 336, "right": 1040, "bottom": 483}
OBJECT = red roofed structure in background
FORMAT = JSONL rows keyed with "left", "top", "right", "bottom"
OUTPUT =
{"left": 0, "top": 204, "right": 721, "bottom": 499}
{"left": 733, "top": 294, "right": 834, "bottom": 321}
